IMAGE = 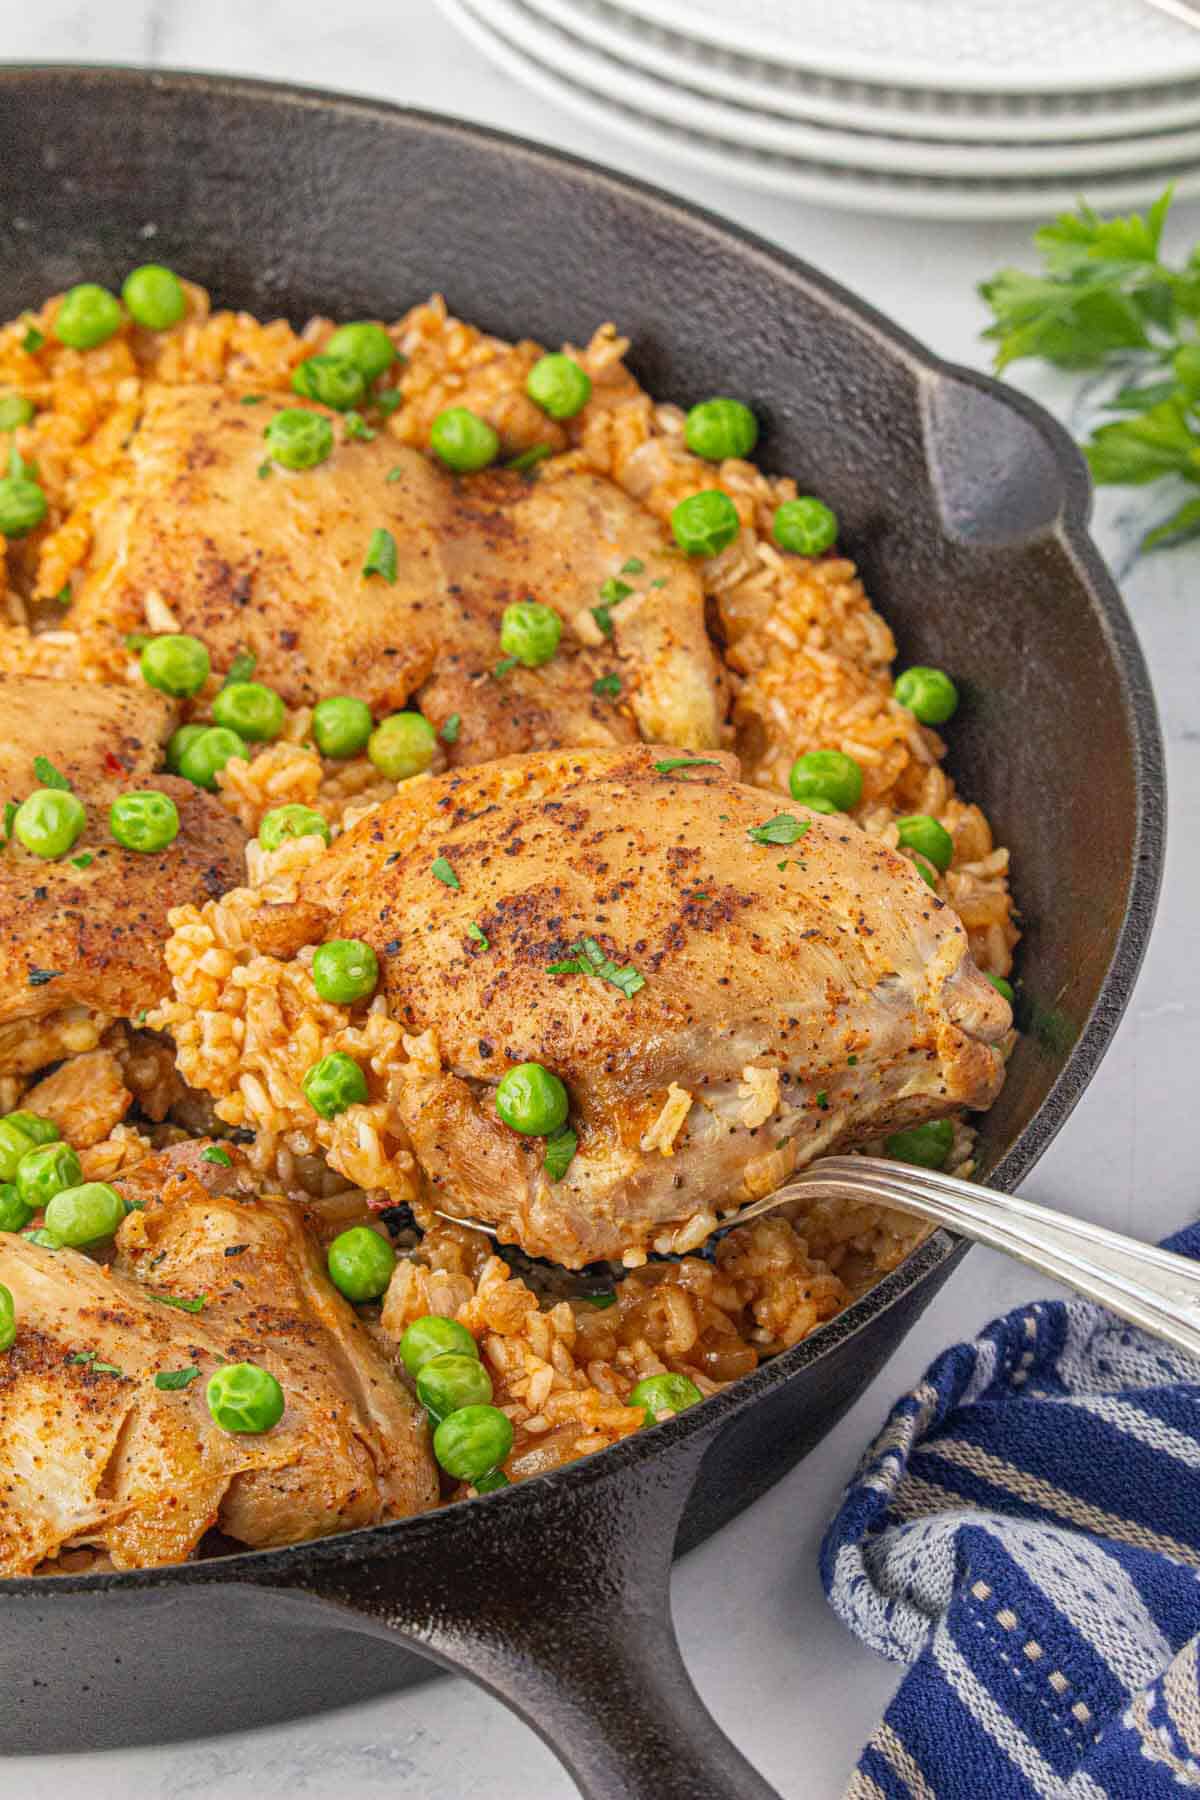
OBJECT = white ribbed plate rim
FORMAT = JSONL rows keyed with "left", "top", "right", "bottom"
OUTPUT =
{"left": 437, "top": 0, "right": 1200, "bottom": 219}
{"left": 604, "top": 0, "right": 1200, "bottom": 92}
{"left": 487, "top": 0, "right": 1200, "bottom": 176}
{"left": 525, "top": 0, "right": 1200, "bottom": 143}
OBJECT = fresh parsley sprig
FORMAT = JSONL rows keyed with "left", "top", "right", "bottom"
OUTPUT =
{"left": 980, "top": 186, "right": 1200, "bottom": 550}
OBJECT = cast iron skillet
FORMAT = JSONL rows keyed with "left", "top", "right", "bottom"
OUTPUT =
{"left": 0, "top": 67, "right": 1164, "bottom": 1800}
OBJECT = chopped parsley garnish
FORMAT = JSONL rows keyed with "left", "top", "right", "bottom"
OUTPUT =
{"left": 582, "top": 1290, "right": 616, "bottom": 1308}
{"left": 591, "top": 605, "right": 616, "bottom": 637}
{"left": 492, "top": 656, "right": 518, "bottom": 679}
{"left": 653, "top": 757, "right": 720, "bottom": 777}
{"left": 440, "top": 713, "right": 461, "bottom": 744}
{"left": 385, "top": 465, "right": 405, "bottom": 482}
{"left": 21, "top": 324, "right": 44, "bottom": 353}
{"left": 257, "top": 459, "right": 272, "bottom": 479}
{"left": 374, "top": 389, "right": 402, "bottom": 417}
{"left": 431, "top": 855, "right": 460, "bottom": 890}
{"left": 543, "top": 1126, "right": 578, "bottom": 1182}
{"left": 27, "top": 968, "right": 60, "bottom": 987}
{"left": 23, "top": 1228, "right": 58, "bottom": 1248}
{"left": 344, "top": 411, "right": 375, "bottom": 442}
{"left": 816, "top": 1091, "right": 829, "bottom": 1110}
{"left": 505, "top": 443, "right": 553, "bottom": 473}
{"left": 56, "top": 584, "right": 71, "bottom": 605}
{"left": 467, "top": 921, "right": 489, "bottom": 949}
{"left": 148, "top": 1291, "right": 206, "bottom": 1314}
{"left": 225, "top": 650, "right": 256, "bottom": 685}
{"left": 747, "top": 814, "right": 810, "bottom": 847}
{"left": 620, "top": 557, "right": 644, "bottom": 574}
{"left": 777, "top": 860, "right": 788, "bottom": 872}
{"left": 2, "top": 801, "right": 15, "bottom": 842}
{"left": 592, "top": 673, "right": 622, "bottom": 699}
{"left": 599, "top": 577, "right": 632, "bottom": 605}
{"left": 155, "top": 1366, "right": 201, "bottom": 1390}
{"left": 848, "top": 1054, "right": 858, "bottom": 1066}
{"left": 548, "top": 936, "right": 645, "bottom": 999}
{"left": 68, "top": 1350, "right": 124, "bottom": 1376}
{"left": 363, "top": 527, "right": 398, "bottom": 584}
{"left": 650, "top": 577, "right": 667, "bottom": 589}
{"left": 689, "top": 890, "right": 710, "bottom": 900}
{"left": 240, "top": 394, "right": 264, "bottom": 405}
{"left": 201, "top": 1146, "right": 233, "bottom": 1167}
{"left": 33, "top": 755, "right": 71, "bottom": 791}
{"left": 124, "top": 632, "right": 150, "bottom": 653}
{"left": 8, "top": 444, "right": 29, "bottom": 480}
{"left": 70, "top": 852, "right": 93, "bottom": 869}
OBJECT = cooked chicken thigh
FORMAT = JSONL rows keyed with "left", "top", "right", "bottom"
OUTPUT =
{"left": 72, "top": 385, "right": 721, "bottom": 751}
{"left": 294, "top": 746, "right": 1010, "bottom": 1264}
{"left": 0, "top": 676, "right": 245, "bottom": 1056}
{"left": 0, "top": 1148, "right": 436, "bottom": 1574}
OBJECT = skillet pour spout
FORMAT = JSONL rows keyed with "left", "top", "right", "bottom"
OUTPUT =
{"left": 0, "top": 65, "right": 1163, "bottom": 1797}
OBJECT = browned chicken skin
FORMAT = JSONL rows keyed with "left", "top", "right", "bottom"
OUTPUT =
{"left": 0, "top": 1147, "right": 436, "bottom": 1575}
{"left": 0, "top": 676, "right": 245, "bottom": 1041}
{"left": 295, "top": 747, "right": 1011, "bottom": 1265}
{"left": 72, "top": 386, "right": 722, "bottom": 752}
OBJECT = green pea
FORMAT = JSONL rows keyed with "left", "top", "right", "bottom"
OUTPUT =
{"left": 893, "top": 666, "right": 959, "bottom": 726}
{"left": 16, "top": 1142, "right": 82, "bottom": 1210}
{"left": 302, "top": 1051, "right": 368, "bottom": 1119}
{"left": 885, "top": 1118, "right": 955, "bottom": 1170}
{"left": 0, "top": 1119, "right": 45, "bottom": 1181}
{"left": 265, "top": 408, "right": 334, "bottom": 471}
{"left": 0, "top": 1283, "right": 14, "bottom": 1351}
{"left": 896, "top": 814, "right": 953, "bottom": 874}
{"left": 670, "top": 489, "right": 741, "bottom": 557}
{"left": 323, "top": 323, "right": 396, "bottom": 382}
{"left": 987, "top": 973, "right": 1015, "bottom": 1006}
{"left": 525, "top": 353, "right": 592, "bottom": 421}
{"left": 312, "top": 938, "right": 379, "bottom": 1004}
{"left": 399, "top": 1314, "right": 479, "bottom": 1378}
{"left": 0, "top": 1186, "right": 33, "bottom": 1232}
{"left": 911, "top": 856, "right": 938, "bottom": 889}
{"left": 0, "top": 477, "right": 47, "bottom": 537}
{"left": 166, "top": 723, "right": 206, "bottom": 774}
{"left": 684, "top": 398, "right": 758, "bottom": 462}
{"left": 495, "top": 1062, "right": 568, "bottom": 1137}
{"left": 0, "top": 394, "right": 34, "bottom": 431}
{"left": 258, "top": 803, "right": 331, "bottom": 851}
{"left": 312, "top": 695, "right": 374, "bottom": 759}
{"left": 499, "top": 600, "right": 561, "bottom": 669}
{"left": 110, "top": 790, "right": 180, "bottom": 854}
{"left": 212, "top": 680, "right": 286, "bottom": 743}
{"left": 206, "top": 1361, "right": 285, "bottom": 1434}
{"left": 772, "top": 497, "right": 838, "bottom": 556}
{"left": 140, "top": 633, "right": 211, "bottom": 699}
{"left": 122, "top": 265, "right": 186, "bottom": 331}
{"left": 368, "top": 712, "right": 436, "bottom": 781}
{"left": 13, "top": 789, "right": 86, "bottom": 859}
{"left": 177, "top": 726, "right": 247, "bottom": 792}
{"left": 44, "top": 1181, "right": 125, "bottom": 1247}
{"left": 54, "top": 283, "right": 123, "bottom": 350}
{"left": 629, "top": 1372, "right": 704, "bottom": 1426}
{"left": 433, "top": 1403, "right": 514, "bottom": 1482}
{"left": 4, "top": 1112, "right": 59, "bottom": 1147}
{"left": 291, "top": 355, "right": 368, "bottom": 412}
{"left": 430, "top": 407, "right": 499, "bottom": 473}
{"left": 326, "top": 1225, "right": 396, "bottom": 1303}
{"left": 417, "top": 1352, "right": 493, "bottom": 1422}
{"left": 788, "top": 750, "right": 863, "bottom": 813}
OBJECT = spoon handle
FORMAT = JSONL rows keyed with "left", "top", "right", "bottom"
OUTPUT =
{"left": 743, "top": 1155, "right": 1200, "bottom": 1362}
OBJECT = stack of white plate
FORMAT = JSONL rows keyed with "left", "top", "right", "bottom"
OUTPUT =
{"left": 436, "top": 0, "right": 1200, "bottom": 218}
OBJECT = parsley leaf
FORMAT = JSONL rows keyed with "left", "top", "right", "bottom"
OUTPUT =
{"left": 2, "top": 801, "right": 15, "bottom": 843}
{"left": 620, "top": 557, "right": 644, "bottom": 574}
{"left": 505, "top": 443, "right": 553, "bottom": 473}
{"left": 155, "top": 1366, "right": 201, "bottom": 1390}
{"left": 1143, "top": 494, "right": 1200, "bottom": 552}
{"left": 492, "top": 656, "right": 518, "bottom": 679}
{"left": 592, "top": 673, "right": 621, "bottom": 699}
{"left": 344, "top": 410, "right": 375, "bottom": 442}
{"left": 33, "top": 754, "right": 71, "bottom": 791}
{"left": 1086, "top": 398, "right": 1200, "bottom": 486}
{"left": 747, "top": 814, "right": 811, "bottom": 847}
{"left": 224, "top": 650, "right": 256, "bottom": 685}
{"left": 599, "top": 577, "right": 632, "bottom": 605}
{"left": 467, "top": 921, "right": 489, "bottom": 949}
{"left": 548, "top": 936, "right": 645, "bottom": 999}
{"left": 148, "top": 1291, "right": 206, "bottom": 1314}
{"left": 21, "top": 324, "right": 44, "bottom": 353}
{"left": 257, "top": 460, "right": 273, "bottom": 479}
{"left": 201, "top": 1145, "right": 233, "bottom": 1167}
{"left": 385, "top": 465, "right": 405, "bottom": 482}
{"left": 70, "top": 852, "right": 93, "bottom": 869}
{"left": 439, "top": 713, "right": 461, "bottom": 744}
{"left": 374, "top": 389, "right": 402, "bottom": 417}
{"left": 543, "top": 1126, "right": 577, "bottom": 1182}
{"left": 431, "top": 855, "right": 460, "bottom": 889}
{"left": 27, "top": 968, "right": 60, "bottom": 986}
{"left": 240, "top": 394, "right": 264, "bottom": 405}
{"left": 653, "top": 757, "right": 720, "bottom": 776}
{"left": 363, "top": 528, "right": 398, "bottom": 583}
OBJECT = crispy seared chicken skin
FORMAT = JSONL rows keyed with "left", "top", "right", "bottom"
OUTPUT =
{"left": 73, "top": 386, "right": 721, "bottom": 752}
{"left": 290, "top": 747, "right": 1010, "bottom": 1265}
{"left": 0, "top": 1146, "right": 436, "bottom": 1575}
{"left": 0, "top": 676, "right": 245, "bottom": 1050}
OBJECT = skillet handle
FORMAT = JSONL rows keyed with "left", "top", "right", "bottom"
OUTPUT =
{"left": 290, "top": 1432, "right": 780, "bottom": 1800}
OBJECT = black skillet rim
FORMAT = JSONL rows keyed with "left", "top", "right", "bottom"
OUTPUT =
{"left": 0, "top": 63, "right": 1166, "bottom": 1596}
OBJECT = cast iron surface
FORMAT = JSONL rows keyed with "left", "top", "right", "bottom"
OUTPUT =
{"left": 0, "top": 67, "right": 1165, "bottom": 1799}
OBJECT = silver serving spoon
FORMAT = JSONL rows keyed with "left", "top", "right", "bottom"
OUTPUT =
{"left": 440, "top": 1155, "right": 1200, "bottom": 1360}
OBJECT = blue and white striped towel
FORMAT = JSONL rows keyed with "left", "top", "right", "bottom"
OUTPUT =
{"left": 822, "top": 1222, "right": 1200, "bottom": 1798}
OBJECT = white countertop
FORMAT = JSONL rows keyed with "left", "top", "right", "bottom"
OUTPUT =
{"left": 6, "top": 4, "right": 1200, "bottom": 1795}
